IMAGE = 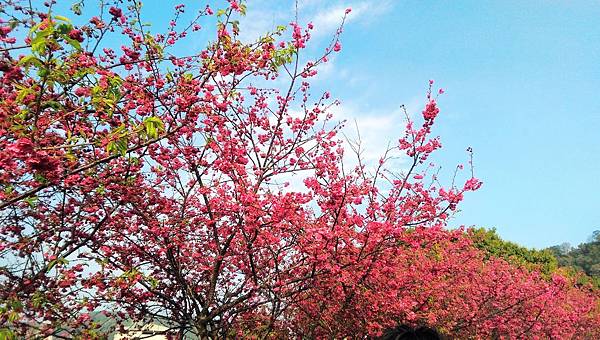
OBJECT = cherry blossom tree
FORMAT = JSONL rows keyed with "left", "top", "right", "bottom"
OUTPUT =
{"left": 0, "top": 1, "right": 598, "bottom": 339}
{"left": 288, "top": 226, "right": 599, "bottom": 338}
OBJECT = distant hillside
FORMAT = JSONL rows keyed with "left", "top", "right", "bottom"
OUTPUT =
{"left": 469, "top": 227, "right": 600, "bottom": 288}
{"left": 546, "top": 231, "right": 600, "bottom": 286}
{"left": 468, "top": 227, "right": 558, "bottom": 276}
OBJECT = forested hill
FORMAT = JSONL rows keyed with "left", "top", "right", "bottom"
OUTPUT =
{"left": 469, "top": 228, "right": 600, "bottom": 287}
{"left": 468, "top": 228, "right": 558, "bottom": 276}
{"left": 546, "top": 231, "right": 600, "bottom": 280}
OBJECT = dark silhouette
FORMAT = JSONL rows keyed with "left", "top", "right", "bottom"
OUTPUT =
{"left": 378, "top": 324, "right": 442, "bottom": 340}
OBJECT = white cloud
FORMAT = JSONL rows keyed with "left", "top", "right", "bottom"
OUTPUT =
{"left": 328, "top": 101, "right": 413, "bottom": 169}
{"left": 234, "top": 0, "right": 414, "bottom": 177}
{"left": 238, "top": 0, "right": 394, "bottom": 42}
{"left": 311, "top": 57, "right": 337, "bottom": 82}
{"left": 299, "top": 0, "right": 394, "bottom": 40}
{"left": 237, "top": 3, "right": 288, "bottom": 42}
{"left": 310, "top": 6, "right": 350, "bottom": 33}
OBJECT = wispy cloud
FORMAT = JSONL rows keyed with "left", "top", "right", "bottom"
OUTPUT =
{"left": 237, "top": 1, "right": 288, "bottom": 42}
{"left": 238, "top": 0, "right": 395, "bottom": 42}
{"left": 237, "top": 0, "right": 409, "bottom": 172}
{"left": 329, "top": 97, "right": 423, "bottom": 170}
{"left": 306, "top": 0, "right": 393, "bottom": 38}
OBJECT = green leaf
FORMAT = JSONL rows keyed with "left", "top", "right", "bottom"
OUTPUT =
{"left": 56, "top": 23, "right": 72, "bottom": 34}
{"left": 64, "top": 37, "right": 82, "bottom": 50}
{"left": 33, "top": 173, "right": 48, "bottom": 184}
{"left": 71, "top": 2, "right": 84, "bottom": 16}
{"left": 3, "top": 185, "right": 14, "bottom": 195}
{"left": 18, "top": 55, "right": 42, "bottom": 67}
{"left": 107, "top": 138, "right": 128, "bottom": 156}
{"left": 0, "top": 328, "right": 16, "bottom": 340}
{"left": 31, "top": 39, "right": 46, "bottom": 55}
{"left": 8, "top": 19, "right": 19, "bottom": 29}
{"left": 54, "top": 15, "right": 71, "bottom": 22}
{"left": 15, "top": 83, "right": 34, "bottom": 102}
{"left": 29, "top": 22, "right": 44, "bottom": 34}
{"left": 148, "top": 276, "right": 159, "bottom": 289}
{"left": 142, "top": 116, "right": 165, "bottom": 139}
{"left": 48, "top": 257, "right": 69, "bottom": 270}
{"left": 9, "top": 300, "right": 22, "bottom": 311}
{"left": 42, "top": 100, "right": 62, "bottom": 110}
{"left": 24, "top": 196, "right": 38, "bottom": 208}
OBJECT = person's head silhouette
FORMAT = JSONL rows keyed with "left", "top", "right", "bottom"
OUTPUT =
{"left": 378, "top": 324, "right": 442, "bottom": 340}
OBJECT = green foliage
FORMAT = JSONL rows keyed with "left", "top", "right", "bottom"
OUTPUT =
{"left": 547, "top": 230, "right": 600, "bottom": 287}
{"left": 28, "top": 14, "right": 81, "bottom": 55}
{"left": 71, "top": 1, "right": 84, "bottom": 16}
{"left": 31, "top": 291, "right": 47, "bottom": 309}
{"left": 0, "top": 328, "right": 17, "bottom": 340}
{"left": 470, "top": 228, "right": 600, "bottom": 288}
{"left": 468, "top": 227, "right": 558, "bottom": 277}
{"left": 141, "top": 116, "right": 165, "bottom": 140}
{"left": 271, "top": 43, "right": 296, "bottom": 70}
{"left": 0, "top": 298, "right": 23, "bottom": 332}
{"left": 106, "top": 124, "right": 130, "bottom": 156}
{"left": 47, "top": 257, "right": 69, "bottom": 270}
{"left": 91, "top": 75, "right": 123, "bottom": 115}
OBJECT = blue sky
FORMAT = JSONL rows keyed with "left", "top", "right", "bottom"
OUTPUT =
{"left": 229, "top": 0, "right": 599, "bottom": 249}
{"left": 348, "top": 0, "right": 600, "bottom": 249}
{"left": 52, "top": 0, "right": 600, "bottom": 248}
